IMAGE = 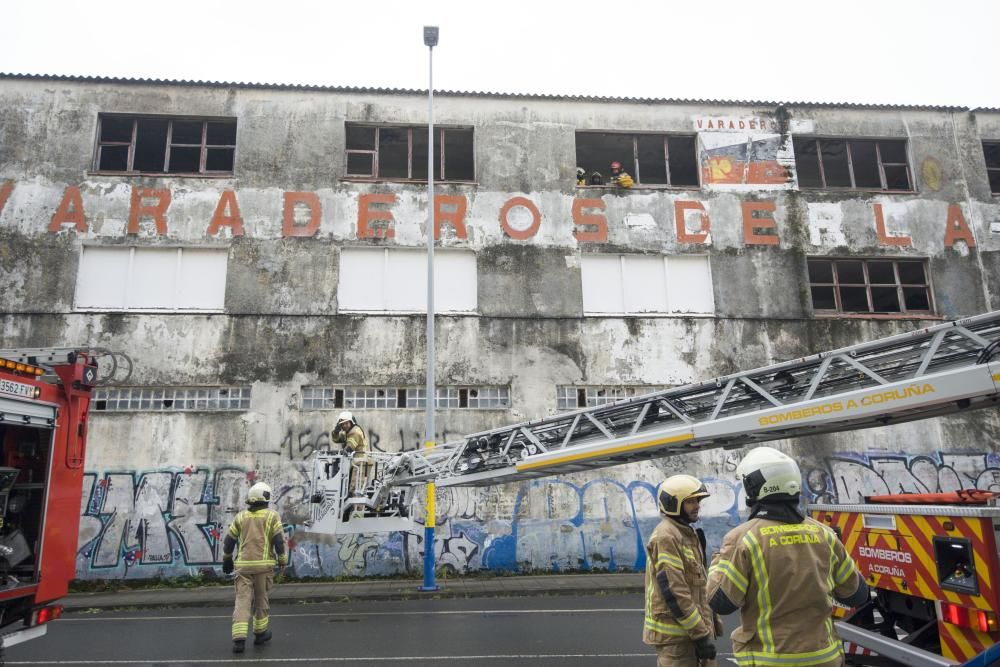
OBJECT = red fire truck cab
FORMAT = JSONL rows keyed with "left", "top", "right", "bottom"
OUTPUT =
{"left": 0, "top": 350, "right": 98, "bottom": 652}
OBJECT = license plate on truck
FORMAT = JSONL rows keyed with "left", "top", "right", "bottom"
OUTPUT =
{"left": 0, "top": 379, "right": 34, "bottom": 399}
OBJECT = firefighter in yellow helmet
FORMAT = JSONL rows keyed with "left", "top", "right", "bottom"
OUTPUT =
{"left": 222, "top": 481, "right": 287, "bottom": 653}
{"left": 707, "top": 447, "right": 869, "bottom": 667}
{"left": 333, "top": 411, "right": 370, "bottom": 496}
{"left": 644, "top": 474, "right": 718, "bottom": 666}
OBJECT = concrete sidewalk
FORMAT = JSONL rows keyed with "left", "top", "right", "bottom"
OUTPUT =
{"left": 63, "top": 573, "right": 644, "bottom": 611}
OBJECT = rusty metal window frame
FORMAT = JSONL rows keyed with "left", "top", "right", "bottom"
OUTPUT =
{"left": 983, "top": 141, "right": 1000, "bottom": 195}
{"left": 344, "top": 122, "right": 475, "bottom": 182}
{"left": 575, "top": 131, "right": 700, "bottom": 188}
{"left": 93, "top": 114, "right": 236, "bottom": 176}
{"left": 794, "top": 137, "right": 912, "bottom": 192}
{"left": 807, "top": 257, "right": 934, "bottom": 316}
{"left": 301, "top": 385, "right": 509, "bottom": 410}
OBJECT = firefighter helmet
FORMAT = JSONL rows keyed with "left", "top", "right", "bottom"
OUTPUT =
{"left": 657, "top": 474, "right": 711, "bottom": 517}
{"left": 336, "top": 411, "right": 354, "bottom": 426}
{"left": 610, "top": 161, "right": 623, "bottom": 171}
{"left": 576, "top": 167, "right": 586, "bottom": 179}
{"left": 247, "top": 482, "right": 272, "bottom": 504}
{"left": 736, "top": 446, "right": 801, "bottom": 503}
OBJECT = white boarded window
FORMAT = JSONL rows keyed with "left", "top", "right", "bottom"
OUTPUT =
{"left": 339, "top": 248, "right": 477, "bottom": 313}
{"left": 75, "top": 246, "right": 227, "bottom": 311}
{"left": 581, "top": 254, "right": 713, "bottom": 315}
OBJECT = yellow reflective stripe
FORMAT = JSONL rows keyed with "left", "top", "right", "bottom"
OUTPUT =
{"left": 657, "top": 553, "right": 684, "bottom": 570}
{"left": 834, "top": 553, "right": 855, "bottom": 586}
{"left": 253, "top": 618, "right": 269, "bottom": 630}
{"left": 516, "top": 432, "right": 693, "bottom": 470}
{"left": 677, "top": 608, "right": 702, "bottom": 631}
{"left": 644, "top": 617, "right": 689, "bottom": 636}
{"left": 235, "top": 559, "right": 277, "bottom": 566}
{"left": 745, "top": 532, "right": 775, "bottom": 654}
{"left": 733, "top": 639, "right": 842, "bottom": 666}
{"left": 709, "top": 559, "right": 748, "bottom": 594}
{"left": 231, "top": 621, "right": 249, "bottom": 638}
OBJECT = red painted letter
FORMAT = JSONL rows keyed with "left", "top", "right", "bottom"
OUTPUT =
{"left": 357, "top": 194, "right": 396, "bottom": 239}
{"left": 674, "top": 200, "right": 710, "bottom": 244}
{"left": 872, "top": 203, "right": 911, "bottom": 247}
{"left": 48, "top": 186, "right": 88, "bottom": 232}
{"left": 571, "top": 198, "right": 607, "bottom": 242}
{"left": 0, "top": 181, "right": 13, "bottom": 218}
{"left": 741, "top": 201, "right": 779, "bottom": 245}
{"left": 206, "top": 190, "right": 244, "bottom": 237}
{"left": 434, "top": 195, "right": 468, "bottom": 240}
{"left": 944, "top": 204, "right": 976, "bottom": 248}
{"left": 127, "top": 187, "right": 171, "bottom": 235}
{"left": 282, "top": 191, "right": 321, "bottom": 238}
{"left": 499, "top": 197, "right": 541, "bottom": 240}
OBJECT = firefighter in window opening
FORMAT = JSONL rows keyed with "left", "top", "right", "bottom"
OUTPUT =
{"left": 610, "top": 160, "right": 634, "bottom": 188}
{"left": 333, "top": 411, "right": 370, "bottom": 497}
{"left": 222, "top": 481, "right": 287, "bottom": 654}
{"left": 706, "top": 447, "right": 869, "bottom": 667}
{"left": 577, "top": 167, "right": 588, "bottom": 186}
{"left": 643, "top": 474, "right": 719, "bottom": 667}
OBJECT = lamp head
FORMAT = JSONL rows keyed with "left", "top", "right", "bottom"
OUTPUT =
{"left": 423, "top": 26, "right": 439, "bottom": 47}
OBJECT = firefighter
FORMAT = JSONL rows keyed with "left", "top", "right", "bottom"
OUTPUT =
{"left": 333, "top": 411, "right": 370, "bottom": 496}
{"left": 644, "top": 474, "right": 718, "bottom": 667}
{"left": 610, "top": 160, "right": 634, "bottom": 188}
{"left": 222, "top": 481, "right": 287, "bottom": 653}
{"left": 707, "top": 446, "right": 869, "bottom": 667}
{"left": 577, "top": 166, "right": 588, "bottom": 186}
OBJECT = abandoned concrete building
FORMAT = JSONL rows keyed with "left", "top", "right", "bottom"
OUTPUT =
{"left": 2, "top": 72, "right": 1000, "bottom": 579}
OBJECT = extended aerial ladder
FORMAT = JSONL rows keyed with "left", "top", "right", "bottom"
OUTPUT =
{"left": 308, "top": 310, "right": 1000, "bottom": 535}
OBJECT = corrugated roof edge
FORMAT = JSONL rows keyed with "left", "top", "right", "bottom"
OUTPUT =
{"left": 0, "top": 72, "right": 971, "bottom": 113}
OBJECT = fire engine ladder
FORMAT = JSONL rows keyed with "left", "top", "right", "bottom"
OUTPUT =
{"left": 0, "top": 347, "right": 132, "bottom": 384}
{"left": 385, "top": 311, "right": 1000, "bottom": 489}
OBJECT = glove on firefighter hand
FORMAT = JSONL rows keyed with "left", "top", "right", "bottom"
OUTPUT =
{"left": 695, "top": 636, "right": 717, "bottom": 660}
{"left": 222, "top": 557, "right": 234, "bottom": 575}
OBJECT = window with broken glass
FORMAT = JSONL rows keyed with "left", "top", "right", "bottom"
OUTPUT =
{"left": 983, "top": 142, "right": 1000, "bottom": 194}
{"left": 345, "top": 123, "right": 474, "bottom": 182}
{"left": 94, "top": 115, "right": 236, "bottom": 175}
{"left": 793, "top": 137, "right": 911, "bottom": 191}
{"left": 575, "top": 132, "right": 699, "bottom": 187}
{"left": 556, "top": 385, "right": 666, "bottom": 410}
{"left": 92, "top": 386, "right": 251, "bottom": 411}
{"left": 301, "top": 385, "right": 510, "bottom": 410}
{"left": 807, "top": 258, "right": 932, "bottom": 315}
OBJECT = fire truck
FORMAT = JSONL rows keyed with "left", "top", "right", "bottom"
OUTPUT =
{"left": 0, "top": 348, "right": 127, "bottom": 654}
{"left": 306, "top": 310, "right": 1000, "bottom": 666}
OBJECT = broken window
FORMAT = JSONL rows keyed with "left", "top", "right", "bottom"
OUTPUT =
{"left": 95, "top": 115, "right": 236, "bottom": 175}
{"left": 344, "top": 123, "right": 474, "bottom": 182}
{"left": 301, "top": 385, "right": 509, "bottom": 409}
{"left": 575, "top": 132, "right": 699, "bottom": 187}
{"left": 794, "top": 137, "right": 911, "bottom": 191}
{"left": 556, "top": 385, "right": 666, "bottom": 410}
{"left": 92, "top": 386, "right": 250, "bottom": 411}
{"left": 983, "top": 141, "right": 1000, "bottom": 194}
{"left": 807, "top": 257, "right": 932, "bottom": 315}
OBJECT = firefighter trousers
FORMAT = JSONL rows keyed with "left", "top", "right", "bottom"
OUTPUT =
{"left": 655, "top": 641, "right": 717, "bottom": 667}
{"left": 232, "top": 570, "right": 273, "bottom": 640}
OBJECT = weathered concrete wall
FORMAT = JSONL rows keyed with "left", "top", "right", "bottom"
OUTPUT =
{"left": 1, "top": 76, "right": 999, "bottom": 579}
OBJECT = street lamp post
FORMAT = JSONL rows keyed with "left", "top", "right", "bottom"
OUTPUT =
{"left": 419, "top": 24, "right": 440, "bottom": 593}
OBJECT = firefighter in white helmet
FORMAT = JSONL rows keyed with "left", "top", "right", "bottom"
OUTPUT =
{"left": 707, "top": 446, "right": 869, "bottom": 667}
{"left": 643, "top": 474, "right": 719, "bottom": 666}
{"left": 221, "top": 481, "right": 287, "bottom": 653}
{"left": 333, "top": 411, "right": 370, "bottom": 496}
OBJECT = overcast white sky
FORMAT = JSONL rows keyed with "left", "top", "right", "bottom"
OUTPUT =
{"left": 2, "top": 0, "right": 997, "bottom": 108}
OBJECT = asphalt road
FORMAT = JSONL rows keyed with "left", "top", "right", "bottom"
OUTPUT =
{"left": 7, "top": 593, "right": 739, "bottom": 666}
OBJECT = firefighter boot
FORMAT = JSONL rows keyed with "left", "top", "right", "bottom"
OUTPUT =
{"left": 232, "top": 639, "right": 245, "bottom": 653}
{"left": 254, "top": 629, "right": 272, "bottom": 645}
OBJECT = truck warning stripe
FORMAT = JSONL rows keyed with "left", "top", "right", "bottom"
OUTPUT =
{"left": 514, "top": 432, "right": 694, "bottom": 472}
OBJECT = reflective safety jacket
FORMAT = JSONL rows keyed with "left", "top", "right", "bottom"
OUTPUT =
{"left": 643, "top": 516, "right": 713, "bottom": 646}
{"left": 707, "top": 517, "right": 864, "bottom": 667}
{"left": 226, "top": 508, "right": 285, "bottom": 574}
{"left": 334, "top": 424, "right": 368, "bottom": 456}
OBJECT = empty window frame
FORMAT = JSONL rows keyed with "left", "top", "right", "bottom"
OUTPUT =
{"left": 345, "top": 123, "right": 474, "bottom": 182}
{"left": 75, "top": 246, "right": 228, "bottom": 311}
{"left": 94, "top": 115, "right": 236, "bottom": 175}
{"left": 807, "top": 257, "right": 933, "bottom": 314}
{"left": 557, "top": 385, "right": 665, "bottom": 410}
{"left": 793, "top": 137, "right": 911, "bottom": 191}
{"left": 301, "top": 385, "right": 510, "bottom": 410}
{"left": 575, "top": 132, "right": 699, "bottom": 187}
{"left": 338, "top": 248, "right": 477, "bottom": 313}
{"left": 983, "top": 142, "right": 1000, "bottom": 194}
{"left": 580, "top": 254, "right": 714, "bottom": 315}
{"left": 92, "top": 387, "right": 251, "bottom": 411}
